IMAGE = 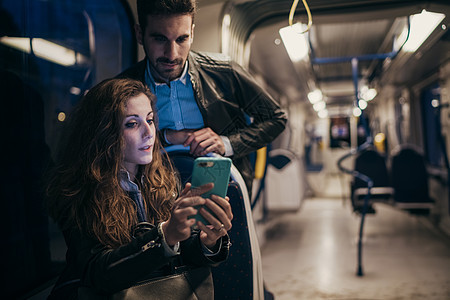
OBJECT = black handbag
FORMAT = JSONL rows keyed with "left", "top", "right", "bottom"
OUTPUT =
{"left": 77, "top": 267, "right": 213, "bottom": 300}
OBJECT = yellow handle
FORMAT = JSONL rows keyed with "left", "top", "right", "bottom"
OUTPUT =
{"left": 254, "top": 147, "right": 267, "bottom": 179}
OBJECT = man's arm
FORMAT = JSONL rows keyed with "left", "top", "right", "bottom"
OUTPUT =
{"left": 164, "top": 128, "right": 228, "bottom": 157}
{"left": 225, "top": 61, "right": 287, "bottom": 158}
{"left": 165, "top": 61, "right": 287, "bottom": 157}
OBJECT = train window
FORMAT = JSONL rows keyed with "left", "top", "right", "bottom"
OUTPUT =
{"left": 0, "top": 0, "right": 135, "bottom": 298}
{"left": 421, "top": 82, "right": 443, "bottom": 167}
{"left": 329, "top": 116, "right": 351, "bottom": 148}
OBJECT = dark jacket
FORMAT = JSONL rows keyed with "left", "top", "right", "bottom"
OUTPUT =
{"left": 117, "top": 51, "right": 287, "bottom": 190}
{"left": 48, "top": 226, "right": 229, "bottom": 299}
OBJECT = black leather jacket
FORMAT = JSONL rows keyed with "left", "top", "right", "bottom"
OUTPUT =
{"left": 118, "top": 51, "right": 287, "bottom": 190}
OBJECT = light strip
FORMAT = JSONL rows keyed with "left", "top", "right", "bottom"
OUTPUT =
{"left": 396, "top": 10, "right": 445, "bottom": 52}
{"left": 221, "top": 14, "right": 231, "bottom": 55}
{"left": 0, "top": 37, "right": 85, "bottom": 66}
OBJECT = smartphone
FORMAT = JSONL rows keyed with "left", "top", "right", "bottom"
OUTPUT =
{"left": 190, "top": 157, "right": 232, "bottom": 226}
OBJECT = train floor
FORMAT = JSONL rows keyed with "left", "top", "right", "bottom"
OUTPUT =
{"left": 260, "top": 197, "right": 450, "bottom": 300}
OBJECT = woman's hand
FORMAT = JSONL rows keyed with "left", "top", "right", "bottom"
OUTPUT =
{"left": 197, "top": 194, "right": 233, "bottom": 249}
{"left": 162, "top": 182, "right": 213, "bottom": 246}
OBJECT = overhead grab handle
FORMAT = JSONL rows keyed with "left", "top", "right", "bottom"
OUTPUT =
{"left": 289, "top": 0, "right": 312, "bottom": 33}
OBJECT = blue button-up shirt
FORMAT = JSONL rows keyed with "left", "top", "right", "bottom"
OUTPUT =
{"left": 144, "top": 60, "right": 234, "bottom": 156}
{"left": 145, "top": 60, "right": 204, "bottom": 131}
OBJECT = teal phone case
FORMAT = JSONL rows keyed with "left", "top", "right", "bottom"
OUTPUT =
{"left": 190, "top": 157, "right": 232, "bottom": 225}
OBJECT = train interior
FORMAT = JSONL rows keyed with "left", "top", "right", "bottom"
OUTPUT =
{"left": 1, "top": 0, "right": 450, "bottom": 299}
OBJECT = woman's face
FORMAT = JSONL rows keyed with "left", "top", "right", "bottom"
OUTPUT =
{"left": 122, "top": 93, "right": 155, "bottom": 178}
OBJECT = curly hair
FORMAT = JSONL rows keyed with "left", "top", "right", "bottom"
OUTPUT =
{"left": 46, "top": 78, "right": 178, "bottom": 247}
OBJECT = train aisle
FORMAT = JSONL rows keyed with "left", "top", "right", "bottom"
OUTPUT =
{"left": 261, "top": 197, "right": 450, "bottom": 300}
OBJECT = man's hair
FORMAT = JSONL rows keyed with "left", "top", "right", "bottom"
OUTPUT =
{"left": 137, "top": 0, "right": 197, "bottom": 30}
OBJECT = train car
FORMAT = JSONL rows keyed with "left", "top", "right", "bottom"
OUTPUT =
{"left": 1, "top": 0, "right": 449, "bottom": 299}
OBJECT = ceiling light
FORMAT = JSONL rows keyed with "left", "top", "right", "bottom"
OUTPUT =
{"left": 395, "top": 10, "right": 445, "bottom": 52}
{"left": 363, "top": 88, "right": 377, "bottom": 101}
{"left": 313, "top": 101, "right": 326, "bottom": 112}
{"left": 279, "top": 22, "right": 309, "bottom": 62}
{"left": 308, "top": 89, "right": 323, "bottom": 104}
{"left": 0, "top": 37, "right": 86, "bottom": 66}
{"left": 358, "top": 99, "right": 368, "bottom": 110}
{"left": 353, "top": 107, "right": 362, "bottom": 117}
{"left": 431, "top": 99, "right": 439, "bottom": 108}
{"left": 221, "top": 14, "right": 231, "bottom": 55}
{"left": 318, "top": 110, "right": 328, "bottom": 119}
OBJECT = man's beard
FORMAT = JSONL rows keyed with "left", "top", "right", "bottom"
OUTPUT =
{"left": 153, "top": 57, "right": 184, "bottom": 83}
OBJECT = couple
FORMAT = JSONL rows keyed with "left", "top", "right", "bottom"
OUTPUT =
{"left": 46, "top": 0, "right": 286, "bottom": 299}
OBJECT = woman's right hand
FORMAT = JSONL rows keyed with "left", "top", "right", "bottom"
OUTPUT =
{"left": 162, "top": 182, "right": 213, "bottom": 246}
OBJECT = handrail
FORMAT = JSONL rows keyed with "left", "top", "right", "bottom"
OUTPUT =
{"left": 337, "top": 139, "right": 374, "bottom": 276}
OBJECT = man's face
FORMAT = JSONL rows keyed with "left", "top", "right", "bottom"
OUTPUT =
{"left": 136, "top": 14, "right": 194, "bottom": 83}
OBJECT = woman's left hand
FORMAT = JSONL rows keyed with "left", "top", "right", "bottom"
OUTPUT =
{"left": 197, "top": 194, "right": 233, "bottom": 249}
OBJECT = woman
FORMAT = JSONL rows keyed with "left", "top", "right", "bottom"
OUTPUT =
{"left": 46, "top": 78, "right": 232, "bottom": 299}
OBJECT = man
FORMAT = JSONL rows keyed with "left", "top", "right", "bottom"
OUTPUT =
{"left": 118, "top": 0, "right": 287, "bottom": 192}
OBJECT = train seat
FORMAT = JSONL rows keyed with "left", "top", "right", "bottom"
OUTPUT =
{"left": 265, "top": 149, "right": 304, "bottom": 212}
{"left": 391, "top": 146, "right": 434, "bottom": 212}
{"left": 350, "top": 148, "right": 394, "bottom": 213}
{"left": 166, "top": 150, "right": 265, "bottom": 300}
{"left": 212, "top": 181, "right": 254, "bottom": 299}
{"left": 166, "top": 149, "right": 196, "bottom": 185}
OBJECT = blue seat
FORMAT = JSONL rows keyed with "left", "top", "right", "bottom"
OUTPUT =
{"left": 167, "top": 150, "right": 196, "bottom": 185}
{"left": 212, "top": 181, "right": 253, "bottom": 299}
{"left": 350, "top": 148, "right": 394, "bottom": 213}
{"left": 391, "top": 146, "right": 434, "bottom": 212}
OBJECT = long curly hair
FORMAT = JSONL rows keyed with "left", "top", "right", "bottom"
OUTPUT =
{"left": 46, "top": 78, "right": 178, "bottom": 248}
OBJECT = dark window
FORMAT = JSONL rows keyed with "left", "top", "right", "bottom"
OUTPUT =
{"left": 421, "top": 82, "right": 443, "bottom": 167}
{"left": 0, "top": 0, "right": 135, "bottom": 297}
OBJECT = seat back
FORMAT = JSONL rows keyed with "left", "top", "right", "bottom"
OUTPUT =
{"left": 212, "top": 181, "right": 254, "bottom": 299}
{"left": 265, "top": 149, "right": 305, "bottom": 212}
{"left": 350, "top": 148, "right": 394, "bottom": 212}
{"left": 352, "top": 149, "right": 391, "bottom": 189}
{"left": 167, "top": 151, "right": 196, "bottom": 185}
{"left": 391, "top": 147, "right": 431, "bottom": 204}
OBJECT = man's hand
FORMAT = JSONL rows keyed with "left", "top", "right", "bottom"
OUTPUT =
{"left": 183, "top": 127, "right": 225, "bottom": 156}
{"left": 164, "top": 127, "right": 226, "bottom": 156}
{"left": 165, "top": 129, "right": 194, "bottom": 145}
